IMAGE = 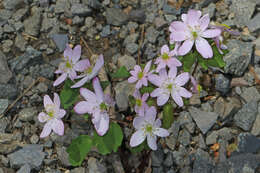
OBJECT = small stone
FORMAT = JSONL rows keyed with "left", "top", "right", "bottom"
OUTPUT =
{"left": 72, "top": 16, "right": 84, "bottom": 25}
{"left": 30, "top": 134, "right": 39, "bottom": 144}
{"left": 162, "top": 3, "right": 181, "bottom": 15}
{"left": 0, "top": 84, "right": 18, "bottom": 99}
{"left": 165, "top": 122, "right": 180, "bottom": 150}
{"left": 178, "top": 129, "right": 191, "bottom": 146}
{"left": 224, "top": 40, "right": 253, "bottom": 76}
{"left": 237, "top": 133, "right": 260, "bottom": 153}
{"left": 55, "top": 0, "right": 70, "bottom": 14}
{"left": 23, "top": 8, "right": 41, "bottom": 37}
{"left": 87, "top": 157, "right": 107, "bottom": 173}
{"left": 189, "top": 94, "right": 201, "bottom": 105}
{"left": 117, "top": 54, "right": 136, "bottom": 71}
{"left": 84, "top": 17, "right": 95, "bottom": 28}
{"left": 206, "top": 131, "right": 218, "bottom": 145}
{"left": 214, "top": 97, "right": 225, "bottom": 117}
{"left": 248, "top": 13, "right": 260, "bottom": 32}
{"left": 123, "top": 33, "right": 139, "bottom": 46}
{"left": 0, "top": 51, "right": 12, "bottom": 84}
{"left": 15, "top": 34, "right": 27, "bottom": 52}
{"left": 114, "top": 80, "right": 135, "bottom": 111}
{"left": 71, "top": 3, "right": 92, "bottom": 17}
{"left": 188, "top": 107, "right": 219, "bottom": 134}
{"left": 105, "top": 8, "right": 129, "bottom": 26}
{"left": 151, "top": 147, "right": 164, "bottom": 167}
{"left": 146, "top": 26, "right": 159, "bottom": 43}
{"left": 36, "top": 82, "right": 48, "bottom": 93}
{"left": 50, "top": 34, "right": 68, "bottom": 52}
{"left": 17, "top": 164, "right": 31, "bottom": 173}
{"left": 2, "top": 39, "right": 13, "bottom": 53}
{"left": 128, "top": 9, "right": 146, "bottom": 23}
{"left": 100, "top": 25, "right": 110, "bottom": 37}
{"left": 251, "top": 113, "right": 260, "bottom": 136}
{"left": 234, "top": 101, "right": 257, "bottom": 131}
{"left": 126, "top": 43, "right": 138, "bottom": 55}
{"left": 19, "top": 107, "right": 38, "bottom": 122}
{"left": 163, "top": 152, "right": 173, "bottom": 167}
{"left": 3, "top": 0, "right": 23, "bottom": 10}
{"left": 13, "top": 8, "right": 28, "bottom": 21}
{"left": 57, "top": 146, "right": 71, "bottom": 167}
{"left": 202, "top": 3, "right": 216, "bottom": 18}
{"left": 240, "top": 87, "right": 260, "bottom": 103}
{"left": 201, "top": 102, "right": 213, "bottom": 112}
{"left": 3, "top": 24, "right": 14, "bottom": 33}
{"left": 198, "top": 133, "right": 206, "bottom": 149}
{"left": 215, "top": 74, "right": 230, "bottom": 95}
{"left": 71, "top": 167, "right": 86, "bottom": 173}
{"left": 154, "top": 17, "right": 167, "bottom": 29}
{"left": 82, "top": 0, "right": 102, "bottom": 9}
{"left": 8, "top": 144, "right": 45, "bottom": 169}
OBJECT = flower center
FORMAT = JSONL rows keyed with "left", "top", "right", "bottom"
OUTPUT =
{"left": 138, "top": 72, "right": 144, "bottom": 79}
{"left": 85, "top": 67, "right": 93, "bottom": 74}
{"left": 167, "top": 84, "right": 173, "bottom": 91}
{"left": 192, "top": 31, "right": 198, "bottom": 39}
{"left": 48, "top": 111, "right": 54, "bottom": 118}
{"left": 162, "top": 53, "right": 169, "bottom": 60}
{"left": 100, "top": 102, "right": 107, "bottom": 111}
{"left": 136, "top": 99, "right": 142, "bottom": 107}
{"left": 65, "top": 60, "right": 73, "bottom": 69}
{"left": 145, "top": 124, "right": 153, "bottom": 133}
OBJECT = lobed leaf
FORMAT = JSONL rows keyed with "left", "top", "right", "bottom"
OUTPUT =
{"left": 110, "top": 66, "right": 130, "bottom": 79}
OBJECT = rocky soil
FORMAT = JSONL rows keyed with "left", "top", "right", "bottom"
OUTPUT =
{"left": 0, "top": 0, "right": 260, "bottom": 172}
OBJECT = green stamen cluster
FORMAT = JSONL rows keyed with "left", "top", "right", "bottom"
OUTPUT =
{"left": 100, "top": 102, "right": 107, "bottom": 111}
{"left": 145, "top": 124, "right": 153, "bottom": 133}
{"left": 192, "top": 31, "right": 198, "bottom": 39}
{"left": 136, "top": 99, "right": 142, "bottom": 107}
{"left": 162, "top": 53, "right": 169, "bottom": 60}
{"left": 138, "top": 72, "right": 144, "bottom": 79}
{"left": 66, "top": 61, "right": 72, "bottom": 68}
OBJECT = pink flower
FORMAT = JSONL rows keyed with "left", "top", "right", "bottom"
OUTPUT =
{"left": 155, "top": 45, "right": 182, "bottom": 72}
{"left": 169, "top": 9, "right": 221, "bottom": 58}
{"left": 74, "top": 77, "right": 114, "bottom": 136}
{"left": 190, "top": 76, "right": 198, "bottom": 94}
{"left": 38, "top": 93, "right": 66, "bottom": 138}
{"left": 128, "top": 61, "right": 153, "bottom": 89}
{"left": 148, "top": 68, "right": 192, "bottom": 107}
{"left": 133, "top": 90, "right": 149, "bottom": 116}
{"left": 71, "top": 54, "right": 104, "bottom": 88}
{"left": 130, "top": 106, "right": 169, "bottom": 150}
{"left": 54, "top": 45, "right": 89, "bottom": 86}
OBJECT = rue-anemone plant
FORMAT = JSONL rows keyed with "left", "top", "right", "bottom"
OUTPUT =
{"left": 37, "top": 9, "right": 239, "bottom": 166}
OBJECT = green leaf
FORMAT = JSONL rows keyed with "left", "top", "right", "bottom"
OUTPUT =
{"left": 110, "top": 66, "right": 130, "bottom": 79}
{"left": 130, "top": 140, "right": 149, "bottom": 153}
{"left": 93, "top": 122, "right": 123, "bottom": 155}
{"left": 181, "top": 52, "right": 196, "bottom": 72}
{"left": 128, "top": 95, "right": 136, "bottom": 107}
{"left": 147, "top": 98, "right": 156, "bottom": 107}
{"left": 140, "top": 86, "right": 155, "bottom": 95}
{"left": 83, "top": 81, "right": 110, "bottom": 91}
{"left": 66, "top": 135, "right": 92, "bottom": 166}
{"left": 197, "top": 56, "right": 208, "bottom": 70}
{"left": 83, "top": 113, "right": 90, "bottom": 120}
{"left": 162, "top": 104, "right": 174, "bottom": 129}
{"left": 60, "top": 80, "right": 79, "bottom": 109}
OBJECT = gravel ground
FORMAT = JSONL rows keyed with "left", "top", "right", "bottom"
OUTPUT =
{"left": 0, "top": 0, "right": 260, "bottom": 172}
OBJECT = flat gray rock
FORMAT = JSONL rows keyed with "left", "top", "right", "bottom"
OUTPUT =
{"left": 105, "top": 8, "right": 129, "bottom": 26}
{"left": 237, "top": 133, "right": 260, "bottom": 153}
{"left": 0, "top": 51, "right": 12, "bottom": 84}
{"left": 248, "top": 13, "right": 260, "bottom": 32}
{"left": 241, "top": 87, "right": 260, "bottom": 103}
{"left": 0, "top": 99, "right": 8, "bottom": 114}
{"left": 188, "top": 107, "right": 219, "bottom": 134}
{"left": 23, "top": 8, "right": 42, "bottom": 37}
{"left": 50, "top": 34, "right": 68, "bottom": 52}
{"left": 234, "top": 101, "right": 257, "bottom": 131}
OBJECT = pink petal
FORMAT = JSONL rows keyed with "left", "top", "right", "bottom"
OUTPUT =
{"left": 38, "top": 112, "right": 48, "bottom": 123}
{"left": 53, "top": 93, "right": 60, "bottom": 108}
{"left": 80, "top": 88, "right": 96, "bottom": 101}
{"left": 201, "top": 29, "right": 221, "bottom": 38}
{"left": 147, "top": 134, "right": 157, "bottom": 150}
{"left": 168, "top": 67, "right": 177, "bottom": 79}
{"left": 134, "top": 65, "right": 142, "bottom": 73}
{"left": 195, "top": 37, "right": 213, "bottom": 58}
{"left": 56, "top": 109, "right": 66, "bottom": 119}
{"left": 181, "top": 14, "right": 187, "bottom": 23}
{"left": 157, "top": 94, "right": 170, "bottom": 106}
{"left": 74, "top": 59, "right": 90, "bottom": 72}
{"left": 145, "top": 106, "right": 157, "bottom": 123}
{"left": 154, "top": 128, "right": 169, "bottom": 137}
{"left": 68, "top": 70, "right": 77, "bottom": 80}
{"left": 179, "top": 87, "right": 192, "bottom": 98}
{"left": 128, "top": 76, "right": 137, "bottom": 83}
{"left": 199, "top": 14, "right": 210, "bottom": 31}
{"left": 154, "top": 119, "right": 161, "bottom": 128}
{"left": 175, "top": 72, "right": 190, "bottom": 86}
{"left": 52, "top": 119, "right": 64, "bottom": 136}
{"left": 138, "top": 106, "right": 145, "bottom": 117}
{"left": 142, "top": 93, "right": 149, "bottom": 101}
{"left": 148, "top": 74, "right": 162, "bottom": 87}
{"left": 161, "top": 45, "right": 169, "bottom": 55}
{"left": 104, "top": 94, "right": 115, "bottom": 106}
{"left": 178, "top": 39, "right": 194, "bottom": 56}
{"left": 151, "top": 88, "right": 163, "bottom": 97}
{"left": 159, "top": 68, "right": 168, "bottom": 79}
{"left": 40, "top": 121, "right": 52, "bottom": 138}
{"left": 156, "top": 60, "right": 166, "bottom": 73}
{"left": 170, "top": 21, "right": 188, "bottom": 31}
{"left": 55, "top": 69, "right": 63, "bottom": 74}
{"left": 130, "top": 70, "right": 138, "bottom": 76}
{"left": 171, "top": 91, "right": 183, "bottom": 107}
{"left": 94, "top": 113, "right": 109, "bottom": 136}
{"left": 168, "top": 58, "right": 182, "bottom": 68}
{"left": 133, "top": 89, "right": 141, "bottom": 99}
{"left": 63, "top": 45, "right": 73, "bottom": 60}
{"left": 53, "top": 73, "right": 67, "bottom": 86}
{"left": 93, "top": 77, "right": 104, "bottom": 103}
{"left": 136, "top": 80, "right": 143, "bottom": 89}
{"left": 187, "top": 9, "right": 201, "bottom": 27}
{"left": 171, "top": 31, "right": 187, "bottom": 42}
{"left": 92, "top": 54, "right": 104, "bottom": 76}
{"left": 72, "top": 45, "right": 81, "bottom": 63}
{"left": 133, "top": 116, "right": 146, "bottom": 129}
{"left": 130, "top": 130, "right": 146, "bottom": 147}
{"left": 71, "top": 76, "right": 90, "bottom": 88}
{"left": 144, "top": 60, "right": 152, "bottom": 73}
{"left": 44, "top": 95, "right": 54, "bottom": 108}
{"left": 74, "top": 101, "right": 92, "bottom": 114}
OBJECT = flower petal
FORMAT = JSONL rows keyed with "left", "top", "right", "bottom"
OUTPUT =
{"left": 38, "top": 112, "right": 49, "bottom": 123}
{"left": 170, "top": 21, "right": 188, "bottom": 32}
{"left": 128, "top": 76, "right": 137, "bottom": 83}
{"left": 178, "top": 39, "right": 194, "bottom": 56}
{"left": 168, "top": 58, "right": 182, "bottom": 68}
{"left": 168, "top": 66, "right": 177, "bottom": 79}
{"left": 159, "top": 68, "right": 168, "bottom": 79}
{"left": 133, "top": 89, "right": 141, "bottom": 99}
{"left": 71, "top": 76, "right": 90, "bottom": 88}
{"left": 145, "top": 106, "right": 157, "bottom": 123}
{"left": 155, "top": 61, "right": 166, "bottom": 73}
{"left": 142, "top": 93, "right": 149, "bottom": 101}
{"left": 179, "top": 87, "right": 192, "bottom": 98}
{"left": 130, "top": 130, "right": 146, "bottom": 147}
{"left": 104, "top": 94, "right": 115, "bottom": 106}
{"left": 80, "top": 88, "right": 96, "bottom": 101}
{"left": 72, "top": 45, "right": 81, "bottom": 63}
{"left": 92, "top": 54, "right": 104, "bottom": 75}
{"left": 175, "top": 72, "right": 190, "bottom": 86}
{"left": 154, "top": 119, "right": 161, "bottom": 128}
{"left": 56, "top": 109, "right": 66, "bottom": 119}
{"left": 171, "top": 31, "right": 188, "bottom": 42}
{"left": 40, "top": 121, "right": 52, "bottom": 138}
{"left": 148, "top": 74, "right": 162, "bottom": 87}
{"left": 53, "top": 93, "right": 60, "bottom": 108}
{"left": 68, "top": 70, "right": 77, "bottom": 80}
{"left": 147, "top": 134, "right": 157, "bottom": 150}
{"left": 199, "top": 14, "right": 210, "bottom": 31}
{"left": 187, "top": 9, "right": 201, "bottom": 27}
{"left": 154, "top": 128, "right": 169, "bottom": 137}
{"left": 161, "top": 45, "right": 169, "bottom": 55}
{"left": 195, "top": 37, "right": 213, "bottom": 58}
{"left": 151, "top": 88, "right": 162, "bottom": 97}
{"left": 52, "top": 119, "right": 64, "bottom": 136}
{"left": 144, "top": 60, "right": 152, "bottom": 73}
{"left": 136, "top": 80, "right": 143, "bottom": 89}
{"left": 157, "top": 94, "right": 170, "bottom": 106}
{"left": 133, "top": 116, "right": 146, "bottom": 129}
{"left": 171, "top": 91, "right": 183, "bottom": 107}
{"left": 74, "top": 59, "right": 90, "bottom": 72}
{"left": 201, "top": 29, "right": 221, "bottom": 38}
{"left": 181, "top": 14, "right": 187, "bottom": 23}
{"left": 63, "top": 45, "right": 73, "bottom": 60}
{"left": 74, "top": 101, "right": 93, "bottom": 114}
{"left": 93, "top": 77, "right": 104, "bottom": 103}
{"left": 93, "top": 113, "right": 109, "bottom": 136}
{"left": 44, "top": 95, "right": 54, "bottom": 108}
{"left": 53, "top": 73, "right": 67, "bottom": 86}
